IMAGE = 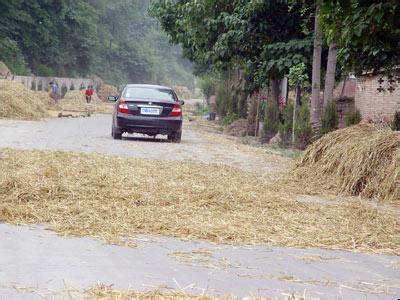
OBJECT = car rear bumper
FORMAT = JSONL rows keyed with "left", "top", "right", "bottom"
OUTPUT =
{"left": 116, "top": 113, "right": 182, "bottom": 134}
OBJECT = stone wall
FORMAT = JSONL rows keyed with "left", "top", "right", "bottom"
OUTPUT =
{"left": 12, "top": 76, "right": 98, "bottom": 92}
{"left": 355, "top": 75, "right": 400, "bottom": 121}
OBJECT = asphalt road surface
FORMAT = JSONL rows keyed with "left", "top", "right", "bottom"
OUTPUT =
{"left": 0, "top": 115, "right": 399, "bottom": 299}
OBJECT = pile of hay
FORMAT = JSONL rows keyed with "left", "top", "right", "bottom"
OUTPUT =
{"left": 0, "top": 61, "right": 11, "bottom": 78}
{"left": 293, "top": 124, "right": 400, "bottom": 202}
{"left": 97, "top": 84, "right": 118, "bottom": 102}
{"left": 60, "top": 90, "right": 112, "bottom": 114}
{"left": 0, "top": 148, "right": 398, "bottom": 254}
{"left": 223, "top": 119, "right": 249, "bottom": 137}
{"left": 0, "top": 80, "right": 50, "bottom": 120}
{"left": 173, "top": 85, "right": 192, "bottom": 100}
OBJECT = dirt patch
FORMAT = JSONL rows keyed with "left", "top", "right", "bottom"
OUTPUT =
{"left": 0, "top": 148, "right": 398, "bottom": 254}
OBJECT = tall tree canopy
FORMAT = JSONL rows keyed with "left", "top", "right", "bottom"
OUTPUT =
{"left": 0, "top": 0, "right": 194, "bottom": 87}
{"left": 150, "top": 0, "right": 313, "bottom": 90}
{"left": 320, "top": 0, "right": 400, "bottom": 75}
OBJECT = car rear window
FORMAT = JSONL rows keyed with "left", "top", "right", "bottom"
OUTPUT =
{"left": 123, "top": 87, "right": 176, "bottom": 101}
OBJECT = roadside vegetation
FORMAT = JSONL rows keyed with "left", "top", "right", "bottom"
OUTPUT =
{"left": 0, "top": 0, "right": 194, "bottom": 87}
{"left": 152, "top": 0, "right": 399, "bottom": 150}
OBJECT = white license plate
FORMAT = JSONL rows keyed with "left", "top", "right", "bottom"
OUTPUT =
{"left": 141, "top": 107, "right": 160, "bottom": 115}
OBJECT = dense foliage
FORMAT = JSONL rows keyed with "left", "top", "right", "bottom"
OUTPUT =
{"left": 320, "top": 0, "right": 400, "bottom": 75}
{"left": 0, "top": 0, "right": 194, "bottom": 86}
{"left": 279, "top": 102, "right": 311, "bottom": 149}
{"left": 150, "top": 0, "right": 313, "bottom": 90}
{"left": 320, "top": 101, "right": 339, "bottom": 135}
{"left": 345, "top": 108, "right": 362, "bottom": 127}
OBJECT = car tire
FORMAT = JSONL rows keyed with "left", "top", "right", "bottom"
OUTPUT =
{"left": 112, "top": 123, "right": 122, "bottom": 140}
{"left": 168, "top": 130, "right": 182, "bottom": 143}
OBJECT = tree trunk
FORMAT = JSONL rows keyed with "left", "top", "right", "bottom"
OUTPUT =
{"left": 271, "top": 78, "right": 280, "bottom": 104}
{"left": 310, "top": 4, "right": 323, "bottom": 128}
{"left": 296, "top": 85, "right": 302, "bottom": 106}
{"left": 323, "top": 42, "right": 338, "bottom": 107}
{"left": 292, "top": 88, "right": 298, "bottom": 145}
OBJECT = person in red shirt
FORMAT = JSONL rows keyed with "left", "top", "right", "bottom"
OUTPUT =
{"left": 85, "top": 85, "right": 94, "bottom": 103}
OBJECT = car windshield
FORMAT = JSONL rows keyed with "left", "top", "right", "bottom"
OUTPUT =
{"left": 123, "top": 87, "right": 176, "bottom": 101}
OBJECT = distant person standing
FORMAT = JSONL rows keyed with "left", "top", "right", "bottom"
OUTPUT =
{"left": 50, "top": 81, "right": 59, "bottom": 103}
{"left": 85, "top": 85, "right": 94, "bottom": 103}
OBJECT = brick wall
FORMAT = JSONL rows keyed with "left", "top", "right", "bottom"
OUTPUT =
{"left": 355, "top": 75, "right": 400, "bottom": 121}
{"left": 334, "top": 78, "right": 356, "bottom": 99}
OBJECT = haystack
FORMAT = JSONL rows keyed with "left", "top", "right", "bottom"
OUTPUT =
{"left": 223, "top": 119, "right": 249, "bottom": 137}
{"left": 0, "top": 61, "right": 11, "bottom": 78}
{"left": 294, "top": 124, "right": 400, "bottom": 202}
{"left": 0, "top": 80, "right": 49, "bottom": 120}
{"left": 173, "top": 85, "right": 192, "bottom": 100}
{"left": 97, "top": 84, "right": 118, "bottom": 102}
{"left": 59, "top": 89, "right": 112, "bottom": 114}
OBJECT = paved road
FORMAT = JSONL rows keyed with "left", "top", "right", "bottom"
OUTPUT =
{"left": 0, "top": 115, "right": 284, "bottom": 174}
{"left": 0, "top": 116, "right": 399, "bottom": 299}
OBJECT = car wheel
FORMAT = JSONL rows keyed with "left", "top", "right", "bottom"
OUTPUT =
{"left": 112, "top": 123, "right": 122, "bottom": 140}
{"left": 168, "top": 130, "right": 182, "bottom": 143}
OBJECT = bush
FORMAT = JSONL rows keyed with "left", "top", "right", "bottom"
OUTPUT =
{"left": 220, "top": 112, "right": 239, "bottom": 126}
{"left": 320, "top": 101, "right": 339, "bottom": 135}
{"left": 199, "top": 75, "right": 217, "bottom": 104}
{"left": 279, "top": 102, "right": 312, "bottom": 149}
{"left": 345, "top": 108, "right": 362, "bottom": 127}
{"left": 263, "top": 100, "right": 280, "bottom": 141}
{"left": 35, "top": 64, "right": 54, "bottom": 77}
{"left": 295, "top": 102, "right": 312, "bottom": 149}
{"left": 193, "top": 102, "right": 209, "bottom": 116}
{"left": 215, "top": 82, "right": 231, "bottom": 117}
{"left": 392, "top": 111, "right": 400, "bottom": 131}
{"left": 279, "top": 102, "right": 294, "bottom": 145}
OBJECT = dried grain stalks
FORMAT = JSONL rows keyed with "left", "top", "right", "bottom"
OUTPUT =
{"left": 60, "top": 90, "right": 113, "bottom": 114}
{"left": 0, "top": 148, "right": 398, "bottom": 254}
{"left": 86, "top": 284, "right": 210, "bottom": 300}
{"left": 292, "top": 124, "right": 399, "bottom": 202}
{"left": 0, "top": 80, "right": 50, "bottom": 120}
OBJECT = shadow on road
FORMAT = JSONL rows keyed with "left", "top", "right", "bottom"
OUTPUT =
{"left": 121, "top": 134, "right": 169, "bottom": 143}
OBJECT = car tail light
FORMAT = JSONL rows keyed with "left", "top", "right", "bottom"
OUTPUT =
{"left": 118, "top": 101, "right": 129, "bottom": 113}
{"left": 169, "top": 103, "right": 182, "bottom": 117}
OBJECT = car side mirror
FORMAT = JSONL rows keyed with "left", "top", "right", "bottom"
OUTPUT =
{"left": 108, "top": 95, "right": 118, "bottom": 102}
{"left": 178, "top": 99, "right": 185, "bottom": 105}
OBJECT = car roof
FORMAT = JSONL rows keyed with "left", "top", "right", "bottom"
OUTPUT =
{"left": 124, "top": 84, "right": 173, "bottom": 90}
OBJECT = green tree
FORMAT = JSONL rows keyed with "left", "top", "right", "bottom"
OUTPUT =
{"left": 150, "top": 0, "right": 313, "bottom": 98}
{"left": 320, "top": 0, "right": 400, "bottom": 75}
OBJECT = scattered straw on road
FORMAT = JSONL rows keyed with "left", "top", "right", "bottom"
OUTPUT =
{"left": 86, "top": 284, "right": 209, "bottom": 300}
{"left": 0, "top": 148, "right": 398, "bottom": 254}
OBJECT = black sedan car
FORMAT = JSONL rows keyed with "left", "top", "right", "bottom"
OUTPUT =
{"left": 108, "top": 84, "right": 184, "bottom": 142}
